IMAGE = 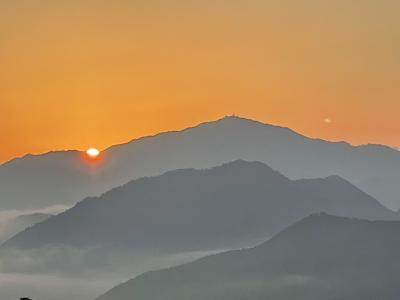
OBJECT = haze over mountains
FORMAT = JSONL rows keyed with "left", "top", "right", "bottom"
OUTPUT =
{"left": 0, "top": 212, "right": 51, "bottom": 244}
{"left": 2, "top": 116, "right": 400, "bottom": 300}
{"left": 2, "top": 161, "right": 397, "bottom": 276}
{"left": 97, "top": 213, "right": 400, "bottom": 300}
{"left": 1, "top": 116, "right": 400, "bottom": 211}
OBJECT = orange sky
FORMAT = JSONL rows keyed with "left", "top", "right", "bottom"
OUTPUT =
{"left": 1, "top": 0, "right": 399, "bottom": 163}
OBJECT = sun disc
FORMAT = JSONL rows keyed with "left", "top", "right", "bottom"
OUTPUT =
{"left": 86, "top": 148, "right": 100, "bottom": 157}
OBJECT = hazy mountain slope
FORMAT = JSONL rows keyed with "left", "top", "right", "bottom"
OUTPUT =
{"left": 97, "top": 214, "right": 400, "bottom": 300}
{"left": 0, "top": 151, "right": 100, "bottom": 210}
{"left": 1, "top": 116, "right": 400, "bottom": 211}
{"left": 2, "top": 161, "right": 396, "bottom": 257}
{"left": 294, "top": 176, "right": 395, "bottom": 220}
{"left": 0, "top": 213, "right": 52, "bottom": 244}
{"left": 13, "top": 213, "right": 52, "bottom": 227}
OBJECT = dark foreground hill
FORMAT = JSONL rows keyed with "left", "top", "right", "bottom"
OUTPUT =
{"left": 1, "top": 161, "right": 397, "bottom": 274}
{"left": 2, "top": 116, "right": 400, "bottom": 211}
{"left": 97, "top": 213, "right": 400, "bottom": 300}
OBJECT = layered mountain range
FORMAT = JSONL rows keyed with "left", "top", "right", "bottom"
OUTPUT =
{"left": 1, "top": 116, "right": 400, "bottom": 211}
{"left": 98, "top": 213, "right": 400, "bottom": 300}
{"left": 1, "top": 161, "right": 397, "bottom": 276}
{"left": 2, "top": 116, "right": 400, "bottom": 300}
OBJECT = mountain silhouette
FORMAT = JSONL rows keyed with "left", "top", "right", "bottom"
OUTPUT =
{"left": 1, "top": 161, "right": 397, "bottom": 274}
{"left": 97, "top": 213, "right": 400, "bottom": 300}
{"left": 1, "top": 116, "right": 400, "bottom": 211}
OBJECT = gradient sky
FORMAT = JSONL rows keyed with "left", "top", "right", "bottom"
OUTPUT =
{"left": 1, "top": 0, "right": 399, "bottom": 163}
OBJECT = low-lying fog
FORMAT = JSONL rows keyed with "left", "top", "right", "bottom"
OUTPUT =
{"left": 0, "top": 205, "right": 256, "bottom": 300}
{"left": 0, "top": 246, "right": 225, "bottom": 300}
{"left": 0, "top": 206, "right": 68, "bottom": 244}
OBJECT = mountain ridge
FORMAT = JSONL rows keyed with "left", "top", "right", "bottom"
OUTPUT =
{"left": 4, "top": 116, "right": 398, "bottom": 168}
{"left": 2, "top": 116, "right": 400, "bottom": 210}
{"left": 1, "top": 160, "right": 397, "bottom": 275}
{"left": 97, "top": 213, "right": 400, "bottom": 300}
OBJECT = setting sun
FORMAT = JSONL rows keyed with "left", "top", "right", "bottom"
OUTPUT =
{"left": 86, "top": 148, "right": 100, "bottom": 158}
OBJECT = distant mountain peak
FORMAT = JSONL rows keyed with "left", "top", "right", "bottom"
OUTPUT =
{"left": 2, "top": 115, "right": 400, "bottom": 211}
{"left": 323, "top": 175, "right": 352, "bottom": 184}
{"left": 298, "top": 211, "right": 350, "bottom": 223}
{"left": 3, "top": 158, "right": 396, "bottom": 253}
{"left": 216, "top": 159, "right": 278, "bottom": 171}
{"left": 211, "top": 115, "right": 297, "bottom": 132}
{"left": 217, "top": 115, "right": 264, "bottom": 123}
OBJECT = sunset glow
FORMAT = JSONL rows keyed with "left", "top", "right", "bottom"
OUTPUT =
{"left": 1, "top": 1, "right": 400, "bottom": 299}
{"left": 1, "top": 1, "right": 399, "bottom": 163}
